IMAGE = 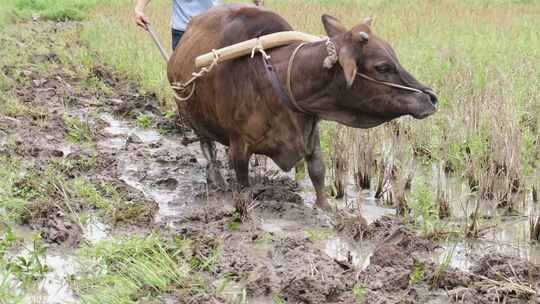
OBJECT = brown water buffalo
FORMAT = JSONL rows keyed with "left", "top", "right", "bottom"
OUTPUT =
{"left": 167, "top": 4, "right": 437, "bottom": 210}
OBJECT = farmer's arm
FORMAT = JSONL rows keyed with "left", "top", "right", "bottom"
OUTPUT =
{"left": 134, "top": 0, "right": 151, "bottom": 29}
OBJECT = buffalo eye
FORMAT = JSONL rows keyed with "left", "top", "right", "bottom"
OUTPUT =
{"left": 374, "top": 64, "right": 396, "bottom": 74}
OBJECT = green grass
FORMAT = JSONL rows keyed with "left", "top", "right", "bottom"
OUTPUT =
{"left": 136, "top": 113, "right": 152, "bottom": 129}
{"left": 70, "top": 177, "right": 155, "bottom": 225}
{"left": 352, "top": 284, "right": 366, "bottom": 303}
{"left": 431, "top": 243, "right": 457, "bottom": 288}
{"left": 306, "top": 228, "right": 333, "bottom": 243}
{"left": 63, "top": 115, "right": 93, "bottom": 143}
{"left": 0, "top": 158, "right": 30, "bottom": 225}
{"left": 0, "top": 154, "right": 151, "bottom": 227}
{"left": 73, "top": 235, "right": 192, "bottom": 304}
{"left": 81, "top": 0, "right": 173, "bottom": 107}
{"left": 0, "top": 1, "right": 16, "bottom": 29}
{"left": 409, "top": 261, "right": 425, "bottom": 285}
{"left": 410, "top": 175, "right": 438, "bottom": 237}
{"left": 9, "top": 0, "right": 101, "bottom": 22}
{"left": 0, "top": 228, "right": 50, "bottom": 301}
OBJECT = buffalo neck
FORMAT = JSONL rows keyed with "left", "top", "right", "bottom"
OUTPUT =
{"left": 270, "top": 40, "right": 340, "bottom": 117}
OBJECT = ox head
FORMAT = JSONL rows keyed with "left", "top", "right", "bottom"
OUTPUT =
{"left": 317, "top": 15, "right": 437, "bottom": 128}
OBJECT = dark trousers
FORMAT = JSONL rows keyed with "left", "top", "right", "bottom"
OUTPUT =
{"left": 172, "top": 29, "right": 185, "bottom": 50}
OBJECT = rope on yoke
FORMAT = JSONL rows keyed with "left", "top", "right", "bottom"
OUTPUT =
{"left": 172, "top": 39, "right": 273, "bottom": 102}
{"left": 171, "top": 49, "right": 220, "bottom": 102}
{"left": 250, "top": 38, "right": 270, "bottom": 60}
{"left": 323, "top": 38, "right": 338, "bottom": 69}
{"left": 173, "top": 39, "right": 271, "bottom": 103}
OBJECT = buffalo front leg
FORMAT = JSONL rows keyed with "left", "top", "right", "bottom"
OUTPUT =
{"left": 229, "top": 138, "right": 253, "bottom": 219}
{"left": 229, "top": 138, "right": 251, "bottom": 190}
{"left": 306, "top": 137, "right": 332, "bottom": 212}
{"left": 200, "top": 140, "right": 226, "bottom": 188}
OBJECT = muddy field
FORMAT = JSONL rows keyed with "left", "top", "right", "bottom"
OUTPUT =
{"left": 1, "top": 21, "right": 539, "bottom": 304}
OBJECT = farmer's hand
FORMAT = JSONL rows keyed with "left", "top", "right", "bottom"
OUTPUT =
{"left": 134, "top": 10, "right": 150, "bottom": 30}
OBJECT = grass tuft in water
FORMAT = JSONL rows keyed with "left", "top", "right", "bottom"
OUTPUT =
{"left": 73, "top": 235, "right": 193, "bottom": 304}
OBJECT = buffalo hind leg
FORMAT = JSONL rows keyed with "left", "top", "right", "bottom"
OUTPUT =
{"left": 200, "top": 140, "right": 226, "bottom": 189}
{"left": 306, "top": 135, "right": 332, "bottom": 211}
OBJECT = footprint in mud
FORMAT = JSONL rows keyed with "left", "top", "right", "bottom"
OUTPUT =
{"left": 154, "top": 177, "right": 179, "bottom": 191}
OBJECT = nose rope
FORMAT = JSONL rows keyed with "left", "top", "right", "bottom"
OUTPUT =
{"left": 323, "top": 39, "right": 423, "bottom": 94}
{"left": 355, "top": 72, "right": 423, "bottom": 93}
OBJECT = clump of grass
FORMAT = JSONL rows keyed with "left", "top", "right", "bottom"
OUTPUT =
{"left": 71, "top": 178, "right": 155, "bottom": 225}
{"left": 253, "top": 232, "right": 273, "bottom": 248}
{"left": 0, "top": 95, "right": 31, "bottom": 118}
{"left": 328, "top": 125, "right": 350, "bottom": 199}
{"left": 0, "top": 272, "right": 24, "bottom": 304}
{"left": 63, "top": 114, "right": 93, "bottom": 143}
{"left": 530, "top": 215, "right": 540, "bottom": 241}
{"left": 233, "top": 190, "right": 257, "bottom": 223}
{"left": 431, "top": 243, "right": 456, "bottom": 288}
{"left": 435, "top": 163, "right": 451, "bottom": 219}
{"left": 294, "top": 160, "right": 306, "bottom": 182}
{"left": 1, "top": 156, "right": 151, "bottom": 227}
{"left": 1, "top": 228, "right": 50, "bottom": 287}
{"left": 10, "top": 0, "right": 99, "bottom": 22}
{"left": 0, "top": 157, "right": 31, "bottom": 225}
{"left": 136, "top": 113, "right": 152, "bottom": 129}
{"left": 409, "top": 261, "right": 425, "bottom": 285}
{"left": 352, "top": 284, "right": 366, "bottom": 303}
{"left": 353, "top": 128, "right": 378, "bottom": 190}
{"left": 306, "top": 228, "right": 333, "bottom": 243}
{"left": 81, "top": 0, "right": 174, "bottom": 108}
{"left": 272, "top": 294, "right": 287, "bottom": 304}
{"left": 0, "top": 228, "right": 50, "bottom": 303}
{"left": 410, "top": 175, "right": 439, "bottom": 237}
{"left": 74, "top": 235, "right": 192, "bottom": 303}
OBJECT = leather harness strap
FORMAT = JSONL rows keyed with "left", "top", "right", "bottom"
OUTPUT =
{"left": 261, "top": 50, "right": 309, "bottom": 114}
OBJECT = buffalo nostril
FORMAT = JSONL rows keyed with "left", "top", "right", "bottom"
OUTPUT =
{"left": 425, "top": 90, "right": 438, "bottom": 105}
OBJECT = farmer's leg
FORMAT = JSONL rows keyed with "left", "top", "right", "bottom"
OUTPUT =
{"left": 171, "top": 29, "right": 185, "bottom": 50}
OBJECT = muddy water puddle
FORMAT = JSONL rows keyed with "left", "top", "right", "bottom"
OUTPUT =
{"left": 432, "top": 217, "right": 540, "bottom": 271}
{"left": 8, "top": 215, "right": 108, "bottom": 304}
{"left": 100, "top": 113, "right": 207, "bottom": 226}
{"left": 26, "top": 255, "right": 78, "bottom": 304}
{"left": 297, "top": 164, "right": 540, "bottom": 272}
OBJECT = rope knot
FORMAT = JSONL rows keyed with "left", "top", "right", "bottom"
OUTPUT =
{"left": 172, "top": 49, "right": 221, "bottom": 102}
{"left": 323, "top": 38, "right": 338, "bottom": 69}
{"left": 251, "top": 38, "right": 271, "bottom": 60}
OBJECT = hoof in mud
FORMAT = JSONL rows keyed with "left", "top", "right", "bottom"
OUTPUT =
{"left": 233, "top": 189, "right": 258, "bottom": 222}
{"left": 332, "top": 210, "right": 369, "bottom": 240}
{"left": 315, "top": 199, "right": 334, "bottom": 212}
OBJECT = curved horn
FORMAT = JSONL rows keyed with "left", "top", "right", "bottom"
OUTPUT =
{"left": 352, "top": 31, "right": 369, "bottom": 44}
{"left": 359, "top": 32, "right": 369, "bottom": 42}
{"left": 363, "top": 17, "right": 373, "bottom": 26}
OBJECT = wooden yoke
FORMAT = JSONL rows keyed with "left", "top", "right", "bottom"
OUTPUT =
{"left": 195, "top": 31, "right": 323, "bottom": 68}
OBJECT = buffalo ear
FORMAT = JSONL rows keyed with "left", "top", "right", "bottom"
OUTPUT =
{"left": 322, "top": 15, "right": 347, "bottom": 37}
{"left": 338, "top": 46, "right": 357, "bottom": 87}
